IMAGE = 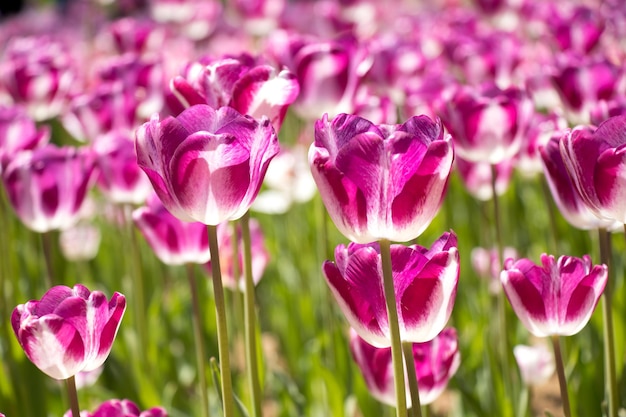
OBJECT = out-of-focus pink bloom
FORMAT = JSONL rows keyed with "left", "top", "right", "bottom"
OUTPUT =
{"left": 149, "top": 0, "right": 222, "bottom": 41}
{"left": 59, "top": 222, "right": 102, "bottom": 262}
{"left": 323, "top": 232, "right": 459, "bottom": 347}
{"left": 12, "top": 284, "right": 126, "bottom": 380}
{"left": 251, "top": 144, "right": 316, "bottom": 214}
{"left": 551, "top": 55, "right": 623, "bottom": 125}
{"left": 133, "top": 194, "right": 210, "bottom": 265}
{"left": 205, "top": 219, "right": 269, "bottom": 291}
{"left": 550, "top": 5, "right": 604, "bottom": 54}
{"left": 310, "top": 113, "right": 453, "bottom": 243}
{"left": 232, "top": 0, "right": 285, "bottom": 36}
{"left": 352, "top": 85, "right": 397, "bottom": 125}
{"left": 2, "top": 145, "right": 96, "bottom": 233}
{"left": 513, "top": 344, "right": 555, "bottom": 386}
{"left": 0, "top": 104, "right": 49, "bottom": 172}
{"left": 560, "top": 115, "right": 626, "bottom": 224}
{"left": 350, "top": 327, "right": 460, "bottom": 407}
{"left": 266, "top": 32, "right": 371, "bottom": 120}
{"left": 516, "top": 111, "right": 567, "bottom": 178}
{"left": 0, "top": 36, "right": 77, "bottom": 121}
{"left": 64, "top": 399, "right": 167, "bottom": 417}
{"left": 471, "top": 246, "right": 517, "bottom": 294}
{"left": 540, "top": 130, "right": 616, "bottom": 230}
{"left": 501, "top": 254, "right": 607, "bottom": 337}
{"left": 170, "top": 55, "right": 299, "bottom": 132}
{"left": 74, "top": 365, "right": 104, "bottom": 389}
{"left": 96, "top": 17, "right": 166, "bottom": 56}
{"left": 93, "top": 132, "right": 152, "bottom": 205}
{"left": 590, "top": 98, "right": 626, "bottom": 126}
{"left": 136, "top": 104, "right": 279, "bottom": 225}
{"left": 455, "top": 157, "right": 513, "bottom": 201}
{"left": 439, "top": 83, "right": 533, "bottom": 164}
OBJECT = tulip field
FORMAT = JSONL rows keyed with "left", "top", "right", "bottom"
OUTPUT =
{"left": 1, "top": 1, "right": 626, "bottom": 417}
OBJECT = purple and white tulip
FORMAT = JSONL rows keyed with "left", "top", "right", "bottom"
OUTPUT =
{"left": 64, "top": 399, "right": 167, "bottom": 417}
{"left": 455, "top": 157, "right": 513, "bottom": 202}
{"left": 310, "top": 113, "right": 454, "bottom": 244}
{"left": 501, "top": 254, "right": 607, "bottom": 337}
{"left": 0, "top": 104, "right": 49, "bottom": 172}
{"left": 136, "top": 104, "right": 279, "bottom": 225}
{"left": 2, "top": 144, "right": 96, "bottom": 233}
{"left": 350, "top": 327, "right": 460, "bottom": 407}
{"left": 560, "top": 115, "right": 626, "bottom": 224}
{"left": 133, "top": 194, "right": 210, "bottom": 266}
{"left": 323, "top": 232, "right": 459, "bottom": 347}
{"left": 513, "top": 344, "right": 555, "bottom": 386}
{"left": 11, "top": 284, "right": 126, "bottom": 380}
{"left": 439, "top": 83, "right": 533, "bottom": 165}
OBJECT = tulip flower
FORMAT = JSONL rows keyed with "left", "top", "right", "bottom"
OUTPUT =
{"left": 350, "top": 327, "right": 460, "bottom": 407}
{"left": 541, "top": 132, "right": 617, "bottom": 230}
{"left": 310, "top": 113, "right": 454, "bottom": 244}
{"left": 455, "top": 157, "right": 513, "bottom": 202}
{"left": 93, "top": 131, "right": 152, "bottom": 205}
{"left": 133, "top": 194, "right": 210, "bottom": 265}
{"left": 2, "top": 144, "right": 96, "bottom": 233}
{"left": 500, "top": 254, "right": 607, "bottom": 337}
{"left": 64, "top": 399, "right": 167, "bottom": 417}
{"left": 59, "top": 222, "right": 102, "bottom": 262}
{"left": 204, "top": 219, "right": 269, "bottom": 291}
{"left": 170, "top": 56, "right": 299, "bottom": 132}
{"left": 471, "top": 246, "right": 518, "bottom": 294}
{"left": 135, "top": 104, "right": 279, "bottom": 225}
{"left": 11, "top": 284, "right": 126, "bottom": 380}
{"left": 550, "top": 6, "right": 604, "bottom": 54}
{"left": 439, "top": 83, "right": 533, "bottom": 165}
{"left": 513, "top": 344, "right": 555, "bottom": 386}
{"left": 323, "top": 232, "right": 459, "bottom": 347}
{"left": 0, "top": 104, "right": 49, "bottom": 172}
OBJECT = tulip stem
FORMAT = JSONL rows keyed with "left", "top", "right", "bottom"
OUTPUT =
{"left": 40, "top": 231, "right": 54, "bottom": 288}
{"left": 242, "top": 213, "right": 263, "bottom": 417}
{"left": 186, "top": 264, "right": 211, "bottom": 417}
{"left": 379, "top": 239, "right": 408, "bottom": 417}
{"left": 207, "top": 224, "right": 235, "bottom": 417}
{"left": 550, "top": 336, "right": 571, "bottom": 417}
{"left": 490, "top": 164, "right": 513, "bottom": 408}
{"left": 65, "top": 376, "right": 81, "bottom": 417}
{"left": 598, "top": 228, "right": 617, "bottom": 417}
{"left": 402, "top": 341, "right": 422, "bottom": 417}
{"left": 539, "top": 176, "right": 559, "bottom": 254}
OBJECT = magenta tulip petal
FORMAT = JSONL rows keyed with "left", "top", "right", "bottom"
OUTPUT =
{"left": 501, "top": 254, "right": 607, "bottom": 337}
{"left": 12, "top": 285, "right": 126, "bottom": 380}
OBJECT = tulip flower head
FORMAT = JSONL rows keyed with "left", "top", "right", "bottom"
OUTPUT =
{"left": 11, "top": 284, "right": 126, "bottom": 380}
{"left": 350, "top": 327, "right": 460, "bottom": 407}
{"left": 501, "top": 254, "right": 607, "bottom": 337}
{"left": 323, "top": 232, "right": 459, "bottom": 347}
{"left": 513, "top": 344, "right": 555, "bottom": 386}
{"left": 310, "top": 113, "right": 454, "bottom": 244}
{"left": 136, "top": 104, "right": 279, "bottom": 225}
{"left": 64, "top": 399, "right": 167, "bottom": 417}
{"left": 0, "top": 104, "right": 49, "bottom": 173}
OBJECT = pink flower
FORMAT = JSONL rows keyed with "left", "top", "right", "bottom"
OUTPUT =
{"left": 59, "top": 222, "right": 101, "bottom": 262}
{"left": 350, "top": 327, "right": 460, "bottom": 407}
{"left": 439, "top": 83, "right": 533, "bottom": 164}
{"left": 170, "top": 55, "right": 299, "bottom": 132}
{"left": 310, "top": 113, "right": 454, "bottom": 244}
{"left": 323, "top": 232, "right": 459, "bottom": 347}
{"left": 2, "top": 144, "right": 96, "bottom": 233}
{"left": 455, "top": 157, "right": 513, "bottom": 202}
{"left": 513, "top": 344, "right": 555, "bottom": 386}
{"left": 501, "top": 254, "right": 607, "bottom": 337}
{"left": 133, "top": 194, "right": 210, "bottom": 265}
{"left": 559, "top": 115, "right": 626, "bottom": 224}
{"left": 136, "top": 104, "right": 279, "bottom": 225}
{"left": 11, "top": 284, "right": 126, "bottom": 380}
{"left": 0, "top": 104, "right": 49, "bottom": 172}
{"left": 64, "top": 399, "right": 167, "bottom": 417}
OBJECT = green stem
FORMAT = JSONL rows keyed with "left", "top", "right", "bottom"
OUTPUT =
{"left": 402, "top": 341, "right": 422, "bottom": 417}
{"left": 207, "top": 224, "right": 235, "bottom": 417}
{"left": 539, "top": 176, "right": 559, "bottom": 254}
{"left": 40, "top": 231, "right": 54, "bottom": 288}
{"left": 65, "top": 376, "right": 81, "bottom": 417}
{"left": 241, "top": 213, "right": 263, "bottom": 417}
{"left": 550, "top": 336, "right": 571, "bottom": 417}
{"left": 186, "top": 264, "right": 211, "bottom": 417}
{"left": 379, "top": 239, "right": 408, "bottom": 417}
{"left": 598, "top": 228, "right": 617, "bottom": 417}
{"left": 490, "top": 164, "right": 513, "bottom": 411}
